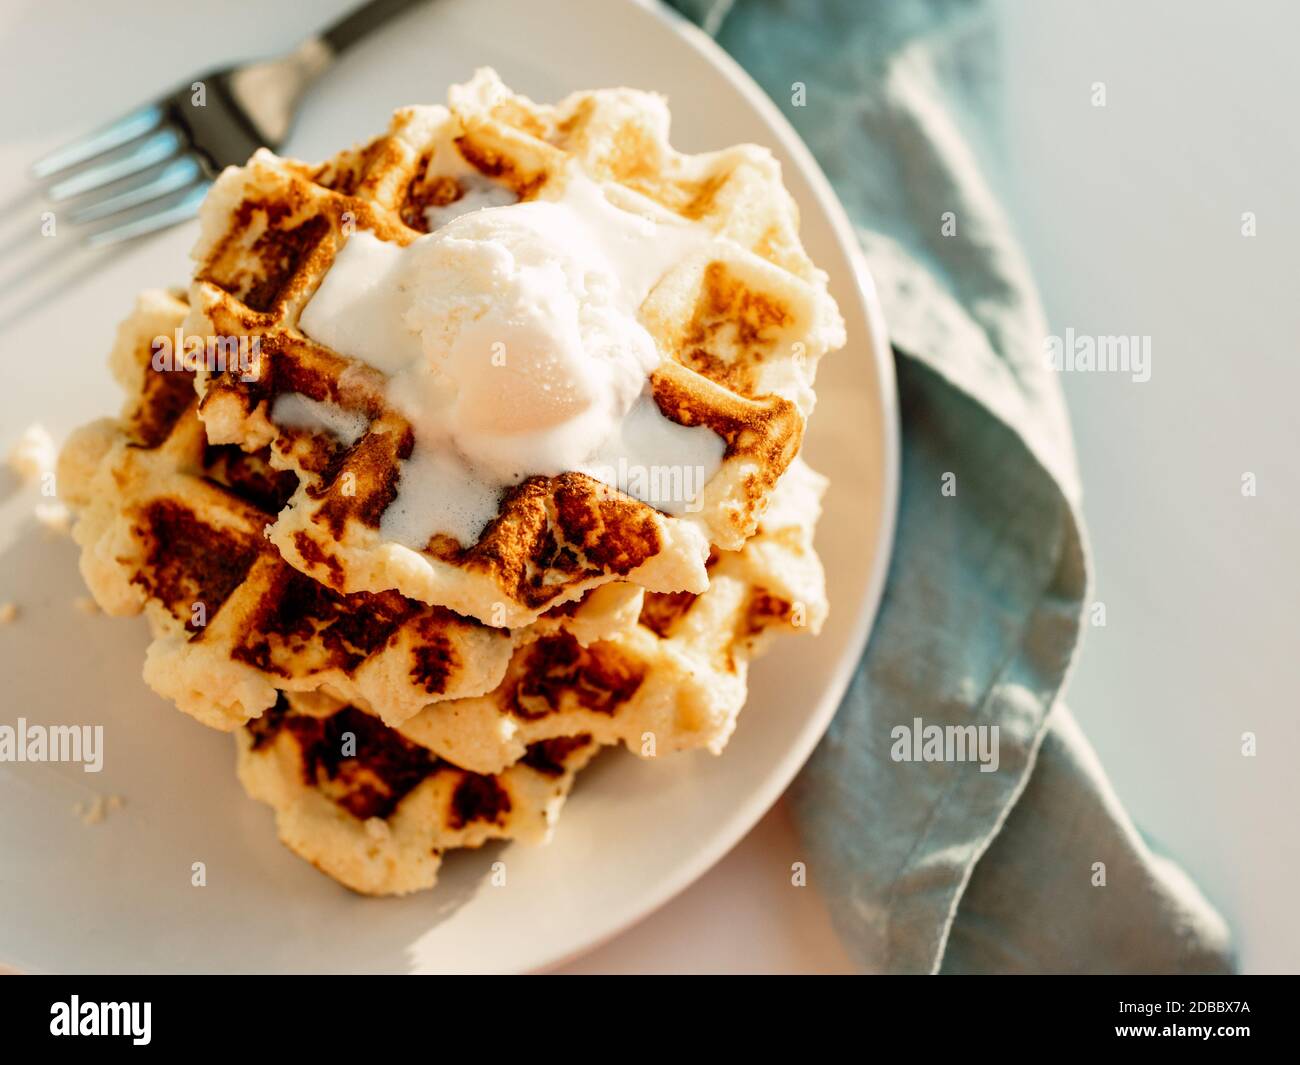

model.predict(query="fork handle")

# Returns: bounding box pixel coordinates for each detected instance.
[321,0,426,55]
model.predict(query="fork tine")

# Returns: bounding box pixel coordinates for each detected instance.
[68,155,204,225]
[47,127,185,202]
[30,104,165,180]
[84,181,211,248]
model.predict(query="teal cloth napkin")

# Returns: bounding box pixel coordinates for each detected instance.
[669,0,1234,973]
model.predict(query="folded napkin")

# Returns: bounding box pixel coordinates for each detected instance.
[669,0,1234,973]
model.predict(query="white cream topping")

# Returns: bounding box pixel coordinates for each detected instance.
[270,393,369,447]
[298,169,726,548]
[299,233,421,374]
[424,173,517,230]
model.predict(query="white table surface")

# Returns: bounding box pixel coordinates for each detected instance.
[2,0,1290,974]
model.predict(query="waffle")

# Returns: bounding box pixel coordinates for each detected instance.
[189,68,845,628]
[237,692,600,896]
[397,456,828,774]
[59,70,842,900]
[236,454,826,895]
[58,290,641,732]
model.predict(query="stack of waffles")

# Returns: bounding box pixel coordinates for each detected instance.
[59,71,844,895]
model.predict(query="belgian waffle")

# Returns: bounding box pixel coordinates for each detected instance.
[398,457,829,774]
[58,290,640,731]
[59,70,842,899]
[234,455,827,895]
[190,68,845,628]
[237,692,599,896]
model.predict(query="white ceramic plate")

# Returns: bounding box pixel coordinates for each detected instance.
[0,0,897,973]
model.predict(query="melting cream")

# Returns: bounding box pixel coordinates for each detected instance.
[271,393,369,446]
[425,172,518,230]
[299,233,421,374]
[298,169,726,548]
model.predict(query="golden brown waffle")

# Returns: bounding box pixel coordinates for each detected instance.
[236,454,826,895]
[58,291,641,731]
[189,68,844,628]
[58,71,841,900]
[237,692,599,896]
[397,457,829,775]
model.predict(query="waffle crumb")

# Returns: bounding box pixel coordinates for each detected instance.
[73,794,124,826]
[36,501,71,535]
[6,423,56,484]
[0,603,17,625]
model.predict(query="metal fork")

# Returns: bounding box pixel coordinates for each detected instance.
[31,0,424,248]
